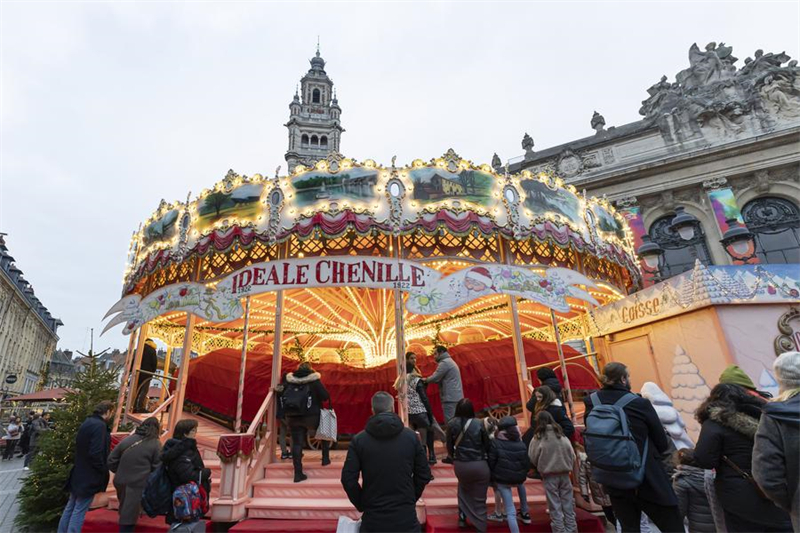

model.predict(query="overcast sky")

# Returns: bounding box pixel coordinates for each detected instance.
[1,1,798,353]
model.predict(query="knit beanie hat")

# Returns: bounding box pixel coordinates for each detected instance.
[719,365,756,390]
[774,351,800,392]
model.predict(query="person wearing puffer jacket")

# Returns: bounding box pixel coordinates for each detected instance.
[536,367,563,397]
[161,419,212,526]
[487,416,531,533]
[753,351,800,532]
[672,448,715,533]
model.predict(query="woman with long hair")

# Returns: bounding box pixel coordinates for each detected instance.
[108,417,162,532]
[447,398,490,531]
[284,361,331,482]
[527,385,574,441]
[529,411,577,533]
[693,383,792,532]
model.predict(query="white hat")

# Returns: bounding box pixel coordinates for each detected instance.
[466,267,493,287]
[774,351,800,392]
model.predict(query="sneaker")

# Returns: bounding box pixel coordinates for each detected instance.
[280,452,292,460]
[442,456,454,465]
[487,512,506,522]
[293,472,308,483]
[321,458,331,466]
[517,511,532,525]
[458,511,467,529]
[23,467,29,471]
[428,455,438,465]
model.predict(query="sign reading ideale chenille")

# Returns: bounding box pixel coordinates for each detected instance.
[222,257,441,295]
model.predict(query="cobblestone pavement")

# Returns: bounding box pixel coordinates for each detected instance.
[0,455,27,533]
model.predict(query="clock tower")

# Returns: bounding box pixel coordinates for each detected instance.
[284,46,344,172]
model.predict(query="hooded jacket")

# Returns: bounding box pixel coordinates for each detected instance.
[161,437,211,524]
[284,369,330,422]
[753,393,800,532]
[426,351,463,403]
[488,426,530,485]
[65,414,110,498]
[341,412,432,533]
[536,367,563,397]
[694,403,793,528]
[672,464,716,533]
[528,425,575,476]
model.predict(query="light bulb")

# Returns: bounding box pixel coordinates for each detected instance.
[677,226,695,241]
[643,255,660,270]
[731,240,750,256]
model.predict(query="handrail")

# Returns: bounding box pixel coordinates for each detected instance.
[526,353,596,372]
[246,391,273,436]
[150,394,175,418]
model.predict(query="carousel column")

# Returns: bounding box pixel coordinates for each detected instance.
[234,296,251,433]
[267,289,285,464]
[123,325,150,420]
[393,235,408,425]
[508,296,531,427]
[168,313,197,434]
[550,309,576,423]
[112,332,139,432]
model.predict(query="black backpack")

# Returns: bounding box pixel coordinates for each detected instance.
[282,382,312,416]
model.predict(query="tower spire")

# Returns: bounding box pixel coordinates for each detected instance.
[316,36,320,57]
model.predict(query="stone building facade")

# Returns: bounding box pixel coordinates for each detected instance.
[0,236,62,397]
[505,43,800,284]
[284,47,344,172]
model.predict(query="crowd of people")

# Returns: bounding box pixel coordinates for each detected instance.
[1,410,51,468]
[50,346,798,533]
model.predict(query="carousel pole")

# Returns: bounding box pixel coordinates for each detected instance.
[168,312,197,434]
[499,235,531,427]
[234,296,251,433]
[392,234,408,425]
[550,309,576,423]
[267,289,285,464]
[124,324,150,419]
[113,332,138,432]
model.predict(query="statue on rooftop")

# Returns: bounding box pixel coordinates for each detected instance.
[591,111,606,133]
[521,133,534,155]
[491,153,502,170]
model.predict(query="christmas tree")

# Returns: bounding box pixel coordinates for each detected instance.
[16,352,119,532]
[670,345,711,439]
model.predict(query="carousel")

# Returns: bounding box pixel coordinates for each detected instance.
[103,149,639,522]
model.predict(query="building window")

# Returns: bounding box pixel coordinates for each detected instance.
[649,214,712,278]
[320,136,328,148]
[312,88,321,103]
[311,135,318,146]
[301,134,309,147]
[742,196,800,264]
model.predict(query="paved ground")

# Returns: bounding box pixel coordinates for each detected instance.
[0,455,27,533]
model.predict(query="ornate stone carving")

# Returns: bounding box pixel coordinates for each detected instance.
[702,177,729,190]
[660,190,676,211]
[615,196,639,209]
[774,306,800,355]
[591,111,606,133]
[557,149,583,177]
[521,133,535,156]
[638,43,800,142]
[755,169,771,193]
[582,152,602,169]
[601,147,616,164]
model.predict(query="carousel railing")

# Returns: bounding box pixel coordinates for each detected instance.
[212,389,276,522]
[124,370,177,436]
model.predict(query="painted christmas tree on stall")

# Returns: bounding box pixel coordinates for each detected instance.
[670,344,711,439]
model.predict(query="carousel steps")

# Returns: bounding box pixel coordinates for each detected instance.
[246,496,361,520]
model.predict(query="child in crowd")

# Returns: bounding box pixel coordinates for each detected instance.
[486,416,532,532]
[576,442,617,530]
[528,411,577,533]
[672,448,716,533]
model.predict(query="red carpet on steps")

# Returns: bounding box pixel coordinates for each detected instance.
[229,506,604,533]
[82,509,170,532]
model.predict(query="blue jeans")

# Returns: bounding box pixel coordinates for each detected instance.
[57,493,93,533]
[495,483,529,533]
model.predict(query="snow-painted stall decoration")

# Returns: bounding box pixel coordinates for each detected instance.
[670,345,711,439]
[641,380,694,448]
[592,262,800,336]
[759,368,780,398]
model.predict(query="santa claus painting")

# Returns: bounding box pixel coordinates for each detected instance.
[463,266,495,293]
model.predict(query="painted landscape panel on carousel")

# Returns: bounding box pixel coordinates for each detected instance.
[292,168,378,207]
[592,204,626,240]
[520,179,582,226]
[142,209,179,247]
[409,168,495,207]
[196,183,264,232]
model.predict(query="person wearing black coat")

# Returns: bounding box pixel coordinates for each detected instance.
[447,399,491,531]
[583,363,683,533]
[274,372,292,460]
[488,416,531,533]
[284,363,331,482]
[161,419,212,525]
[536,367,563,397]
[524,385,574,446]
[58,401,114,533]
[134,339,159,413]
[693,383,792,532]
[341,391,432,533]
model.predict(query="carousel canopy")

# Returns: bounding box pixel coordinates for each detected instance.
[105,150,640,366]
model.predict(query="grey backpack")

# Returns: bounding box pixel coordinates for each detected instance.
[584,392,648,490]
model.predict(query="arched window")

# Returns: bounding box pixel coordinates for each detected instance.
[649,213,712,278]
[311,135,318,146]
[312,88,321,103]
[320,136,328,148]
[301,134,309,147]
[742,196,800,264]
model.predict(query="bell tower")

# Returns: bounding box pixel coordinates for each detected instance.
[285,45,344,172]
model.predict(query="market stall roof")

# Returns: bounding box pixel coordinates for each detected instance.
[9,387,72,402]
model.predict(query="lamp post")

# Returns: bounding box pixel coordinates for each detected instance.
[720,217,757,262]
[669,207,700,242]
[636,235,664,283]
